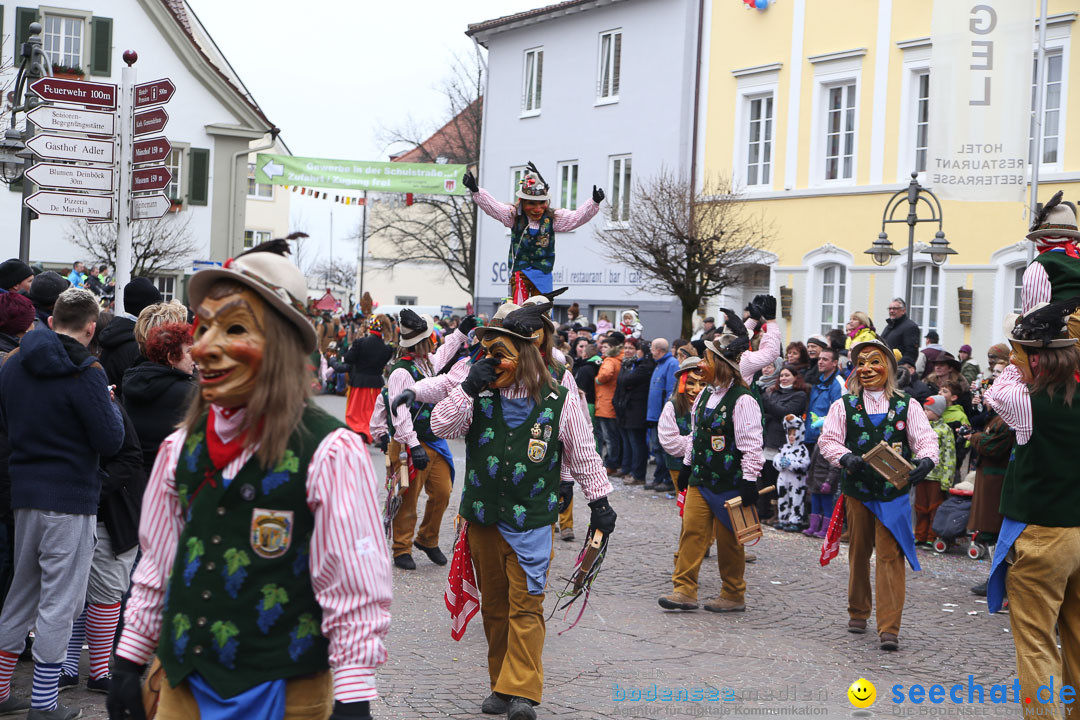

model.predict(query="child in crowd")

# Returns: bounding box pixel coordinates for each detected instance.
[914,395,956,548]
[596,312,613,335]
[773,415,810,532]
[939,379,970,479]
[803,445,839,538]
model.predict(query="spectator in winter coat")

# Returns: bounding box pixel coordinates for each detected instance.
[595,334,624,474]
[26,271,69,330]
[958,344,980,384]
[803,347,845,445]
[844,311,877,349]
[613,339,654,484]
[0,260,32,294]
[785,341,811,377]
[340,315,396,441]
[897,363,934,404]
[803,444,840,538]
[879,298,921,366]
[803,335,829,385]
[98,277,162,393]
[573,342,601,414]
[646,339,679,490]
[760,366,809,522]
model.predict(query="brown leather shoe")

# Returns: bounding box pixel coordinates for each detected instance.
[840,528,850,544]
[879,632,899,650]
[658,592,699,610]
[624,476,645,486]
[560,527,575,542]
[704,596,745,613]
[847,618,867,634]
[744,552,757,563]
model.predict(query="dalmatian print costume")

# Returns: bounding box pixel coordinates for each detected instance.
[773,414,810,526]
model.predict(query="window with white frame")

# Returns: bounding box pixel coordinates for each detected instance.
[510,166,526,199]
[522,48,543,114]
[42,14,84,69]
[745,94,774,186]
[913,72,930,173]
[1030,50,1064,167]
[597,30,621,101]
[165,149,184,203]
[909,264,940,334]
[819,264,846,334]
[152,276,175,302]
[558,162,578,210]
[1012,265,1025,313]
[824,83,857,181]
[609,155,632,225]
[244,230,271,249]
[247,163,273,199]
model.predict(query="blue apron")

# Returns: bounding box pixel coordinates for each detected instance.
[987,517,1027,614]
[188,674,285,720]
[854,411,921,571]
[700,488,740,534]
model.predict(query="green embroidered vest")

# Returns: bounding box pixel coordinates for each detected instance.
[839,392,913,502]
[688,384,751,492]
[1032,250,1080,303]
[460,386,566,529]
[664,400,692,470]
[509,212,555,275]
[387,358,438,444]
[1000,390,1080,527]
[158,404,343,698]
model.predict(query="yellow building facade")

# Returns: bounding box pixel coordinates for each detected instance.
[700,0,1078,357]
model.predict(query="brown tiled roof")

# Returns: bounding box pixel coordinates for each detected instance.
[392,98,481,165]
[466,0,603,38]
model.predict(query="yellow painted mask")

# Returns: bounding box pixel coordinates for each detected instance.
[855,347,889,391]
[481,335,524,388]
[191,287,267,408]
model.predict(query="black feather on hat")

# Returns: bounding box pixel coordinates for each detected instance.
[717,308,748,338]
[1030,191,1064,232]
[399,308,427,333]
[236,238,293,260]
[1009,295,1080,347]
[501,300,553,338]
[525,161,548,189]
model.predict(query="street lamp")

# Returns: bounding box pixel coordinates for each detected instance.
[863,171,952,309]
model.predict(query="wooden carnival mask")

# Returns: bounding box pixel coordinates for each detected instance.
[679,369,706,402]
[480,334,535,388]
[1008,340,1035,383]
[855,347,890,390]
[699,351,717,385]
[191,287,267,408]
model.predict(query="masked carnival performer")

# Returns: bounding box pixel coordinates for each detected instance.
[381,309,468,570]
[657,357,705,488]
[817,339,937,651]
[985,298,1080,720]
[107,240,392,720]
[430,301,616,720]
[1021,192,1080,334]
[658,333,763,614]
[339,314,393,443]
[463,163,604,303]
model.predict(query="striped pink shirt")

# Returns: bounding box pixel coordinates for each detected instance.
[681,383,765,481]
[472,188,600,232]
[430,383,613,502]
[817,389,940,466]
[1021,262,1053,313]
[116,418,392,703]
[386,330,466,448]
[740,319,781,385]
[985,363,1032,445]
[657,401,691,460]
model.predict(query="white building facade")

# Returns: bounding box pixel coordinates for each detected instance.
[468,0,700,338]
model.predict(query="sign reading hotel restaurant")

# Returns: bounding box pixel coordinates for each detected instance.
[26,134,114,164]
[254,153,468,196]
[928,1,1034,202]
[29,77,117,109]
[25,163,113,192]
[27,105,116,135]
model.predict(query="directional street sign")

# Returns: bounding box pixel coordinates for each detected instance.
[134,78,175,108]
[25,163,113,192]
[133,108,168,137]
[29,77,117,109]
[25,191,112,219]
[132,136,171,164]
[131,166,172,192]
[26,106,115,136]
[131,193,171,220]
[26,134,114,163]
[262,158,284,180]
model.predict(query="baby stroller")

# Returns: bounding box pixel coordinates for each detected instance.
[931,484,972,554]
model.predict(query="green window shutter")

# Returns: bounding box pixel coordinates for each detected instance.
[187,148,210,206]
[14,7,37,65]
[89,17,112,76]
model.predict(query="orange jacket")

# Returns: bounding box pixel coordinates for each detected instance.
[594,355,623,418]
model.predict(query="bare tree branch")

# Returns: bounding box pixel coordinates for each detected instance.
[68,213,199,276]
[308,257,356,290]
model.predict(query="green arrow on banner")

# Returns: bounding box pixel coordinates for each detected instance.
[254,153,467,196]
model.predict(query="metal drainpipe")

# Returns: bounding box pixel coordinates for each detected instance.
[227,127,280,258]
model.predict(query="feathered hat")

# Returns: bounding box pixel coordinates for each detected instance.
[1027,190,1080,243]
[522,286,568,332]
[516,160,550,202]
[474,300,552,343]
[1004,296,1080,348]
[398,308,435,348]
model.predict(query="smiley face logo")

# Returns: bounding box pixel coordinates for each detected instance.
[848,678,876,709]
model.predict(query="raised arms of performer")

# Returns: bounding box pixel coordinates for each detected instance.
[386,330,468,448]
[117,429,393,702]
[984,363,1032,444]
[738,319,781,385]
[470,187,600,232]
[817,392,939,466]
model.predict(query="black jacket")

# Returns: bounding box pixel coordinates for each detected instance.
[613,355,655,429]
[122,362,196,475]
[0,333,17,526]
[573,356,601,405]
[99,316,141,395]
[760,385,809,450]
[99,404,146,556]
[342,334,394,388]
[897,367,934,404]
[880,315,921,367]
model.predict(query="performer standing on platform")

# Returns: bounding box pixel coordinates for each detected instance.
[1020,192,1080,326]
[463,163,604,303]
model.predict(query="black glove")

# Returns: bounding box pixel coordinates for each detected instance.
[747,294,777,322]
[718,308,748,337]
[588,496,617,535]
[458,315,478,335]
[840,453,867,475]
[739,479,758,508]
[390,389,415,416]
[592,185,605,203]
[676,466,691,492]
[106,657,147,720]
[329,701,372,720]
[558,481,574,513]
[908,457,935,484]
[376,435,389,454]
[409,444,429,471]
[461,357,499,398]
[462,171,478,193]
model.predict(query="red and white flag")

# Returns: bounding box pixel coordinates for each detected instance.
[444,521,479,641]
[819,495,846,567]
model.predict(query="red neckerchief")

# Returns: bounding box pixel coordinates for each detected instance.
[1038,243,1080,259]
[206,407,248,470]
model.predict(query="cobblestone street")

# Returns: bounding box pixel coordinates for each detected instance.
[40,396,1019,719]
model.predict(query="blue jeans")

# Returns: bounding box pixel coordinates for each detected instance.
[647,427,669,484]
[619,426,647,480]
[598,417,622,470]
[810,492,835,522]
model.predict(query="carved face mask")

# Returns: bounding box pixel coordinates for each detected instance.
[855,347,890,390]
[481,335,524,388]
[1008,341,1034,383]
[191,287,267,408]
[682,370,706,402]
[699,351,717,385]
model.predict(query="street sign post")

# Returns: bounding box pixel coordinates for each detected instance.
[134,78,175,108]
[131,193,170,220]
[26,134,114,163]
[133,107,168,136]
[25,163,113,192]
[25,191,112,219]
[26,105,115,135]
[132,136,171,164]
[131,166,172,192]
[29,77,117,109]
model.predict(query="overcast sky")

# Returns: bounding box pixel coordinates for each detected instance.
[185,0,551,275]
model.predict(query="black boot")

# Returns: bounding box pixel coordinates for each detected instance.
[480,692,509,714]
[393,554,416,570]
[507,697,537,720]
[970,581,987,597]
[414,542,447,566]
